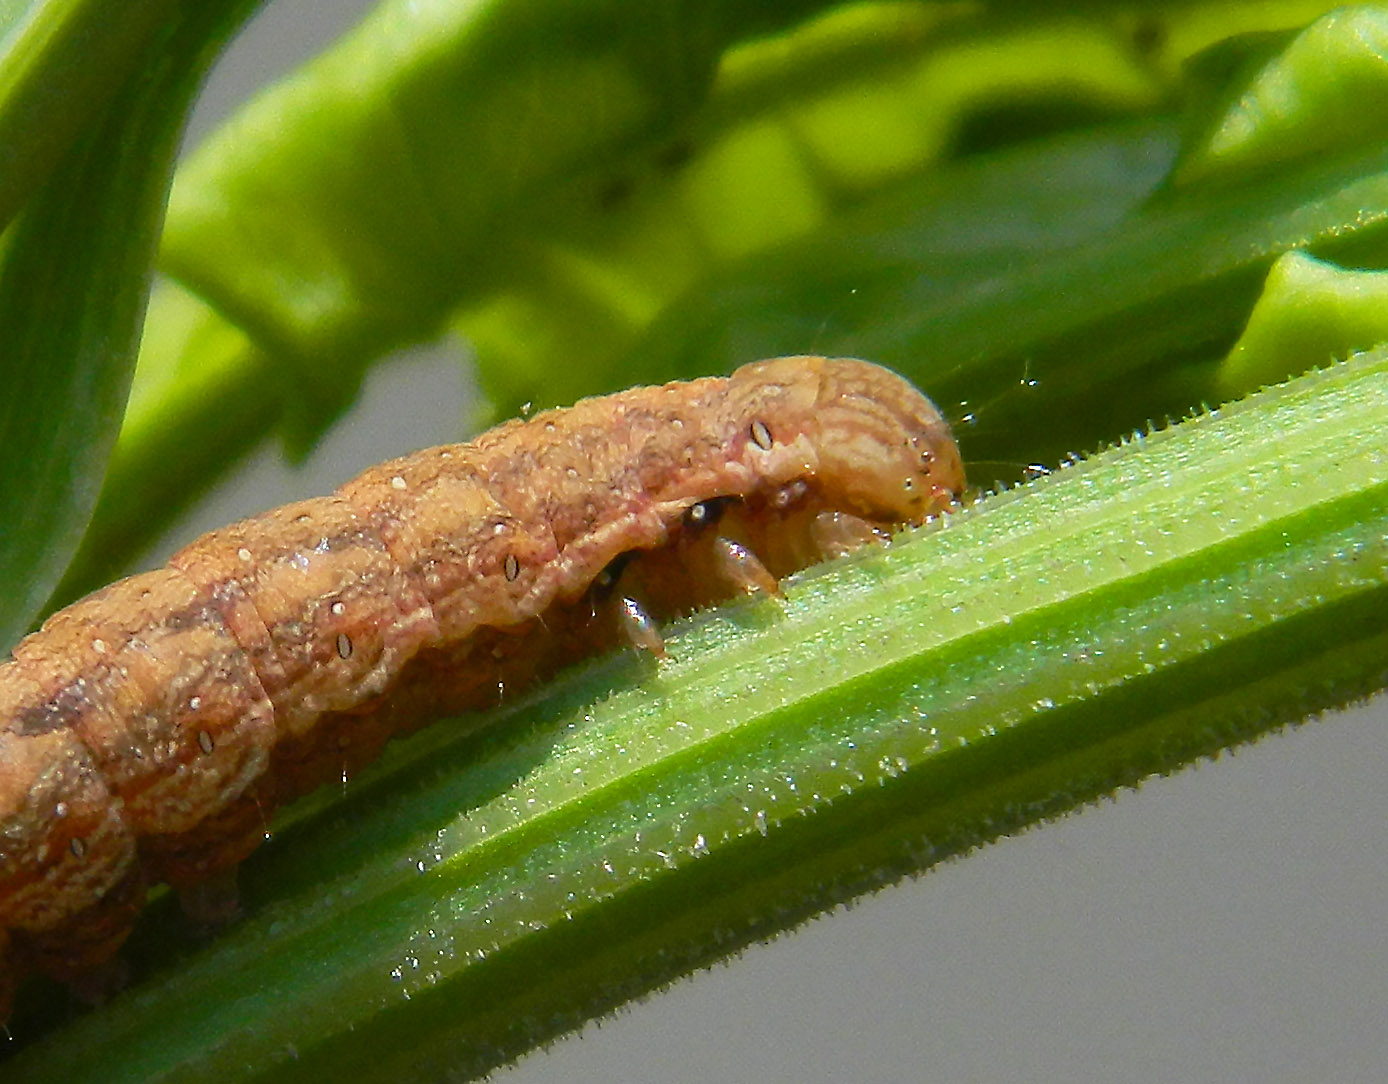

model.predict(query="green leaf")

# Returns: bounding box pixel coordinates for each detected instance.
[0,0,264,649]
[0,0,183,231]
[1174,6,1388,187]
[159,0,842,449]
[457,6,1172,420]
[1220,249,1388,392]
[45,280,278,608]
[8,343,1388,1082]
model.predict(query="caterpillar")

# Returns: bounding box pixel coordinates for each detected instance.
[0,355,964,1019]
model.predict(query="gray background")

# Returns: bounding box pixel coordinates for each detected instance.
[165,4,1388,1080]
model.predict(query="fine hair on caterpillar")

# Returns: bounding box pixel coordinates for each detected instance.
[0,356,965,1023]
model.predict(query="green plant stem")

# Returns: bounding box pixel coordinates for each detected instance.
[8,346,1387,1082]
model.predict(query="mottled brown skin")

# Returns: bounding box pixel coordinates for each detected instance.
[0,356,964,1019]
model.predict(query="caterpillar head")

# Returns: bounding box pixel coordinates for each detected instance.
[729,356,965,525]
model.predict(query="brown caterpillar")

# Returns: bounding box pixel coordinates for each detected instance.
[0,356,964,1019]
